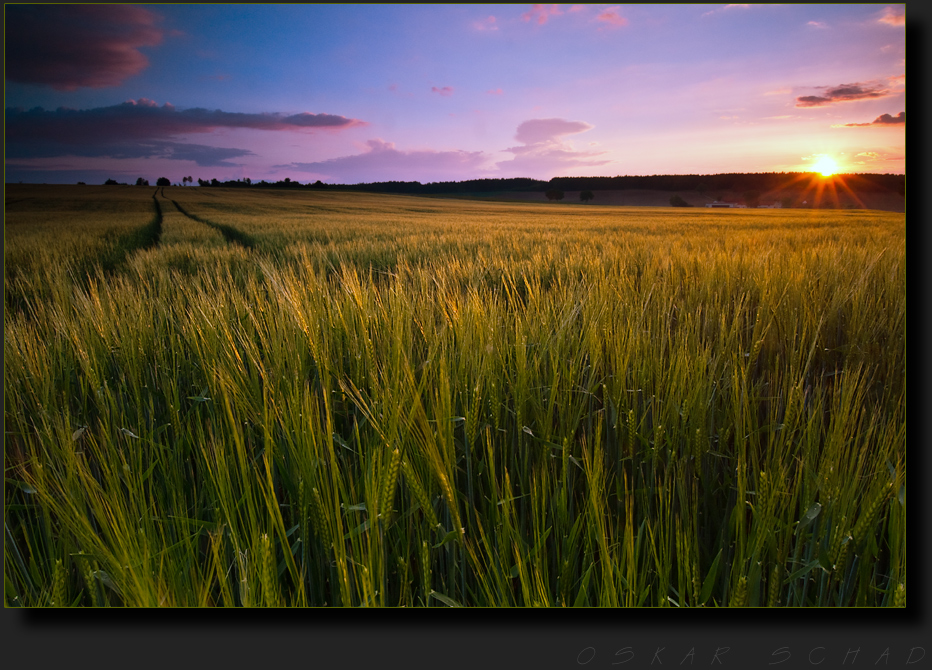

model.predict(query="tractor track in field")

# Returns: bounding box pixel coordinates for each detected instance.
[164,193,257,250]
[98,188,163,270]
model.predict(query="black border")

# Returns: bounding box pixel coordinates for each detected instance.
[3,4,924,670]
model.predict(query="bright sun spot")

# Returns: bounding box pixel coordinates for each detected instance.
[812,155,838,176]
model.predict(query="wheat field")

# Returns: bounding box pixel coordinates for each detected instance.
[4,184,905,607]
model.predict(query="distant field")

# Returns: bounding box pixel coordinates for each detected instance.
[4,185,906,607]
[461,188,906,212]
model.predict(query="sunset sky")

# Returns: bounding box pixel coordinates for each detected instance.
[5,4,906,185]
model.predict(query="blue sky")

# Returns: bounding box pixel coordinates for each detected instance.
[5,4,906,185]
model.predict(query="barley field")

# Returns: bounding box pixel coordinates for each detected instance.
[4,184,906,607]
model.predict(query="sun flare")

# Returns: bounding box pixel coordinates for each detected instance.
[812,155,838,177]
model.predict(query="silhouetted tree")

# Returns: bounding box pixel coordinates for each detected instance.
[135,177,149,186]
[104,178,119,185]
[780,196,794,209]
[580,190,594,202]
[545,189,564,201]
[77,181,86,185]
[156,177,170,186]
[669,195,691,207]
[198,178,207,186]
[210,178,220,187]
[743,190,761,208]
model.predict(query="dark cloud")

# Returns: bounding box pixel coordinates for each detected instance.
[795,83,890,108]
[5,100,365,165]
[279,139,488,183]
[839,111,905,127]
[5,5,165,90]
[6,98,365,167]
[150,142,255,167]
[6,138,253,167]
[6,99,364,144]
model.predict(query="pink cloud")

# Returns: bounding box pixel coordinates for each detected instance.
[514,118,593,144]
[473,15,498,31]
[279,138,489,183]
[597,6,629,27]
[522,4,563,26]
[878,6,905,26]
[6,5,165,90]
[486,88,504,95]
[431,86,455,96]
[497,118,610,177]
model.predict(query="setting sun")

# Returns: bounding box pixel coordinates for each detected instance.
[812,155,838,176]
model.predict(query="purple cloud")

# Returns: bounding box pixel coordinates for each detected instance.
[795,82,890,108]
[513,118,594,145]
[269,119,610,183]
[279,139,489,183]
[5,5,165,90]
[497,118,610,177]
[431,86,455,97]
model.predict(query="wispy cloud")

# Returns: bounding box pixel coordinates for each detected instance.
[473,15,498,31]
[279,139,489,183]
[486,88,504,95]
[878,6,905,26]
[806,21,828,29]
[5,5,166,90]
[596,6,629,28]
[852,150,901,166]
[795,82,890,108]
[702,4,751,18]
[431,86,455,97]
[522,4,563,26]
[834,111,905,127]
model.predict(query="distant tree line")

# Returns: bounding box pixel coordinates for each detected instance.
[99,172,904,197]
